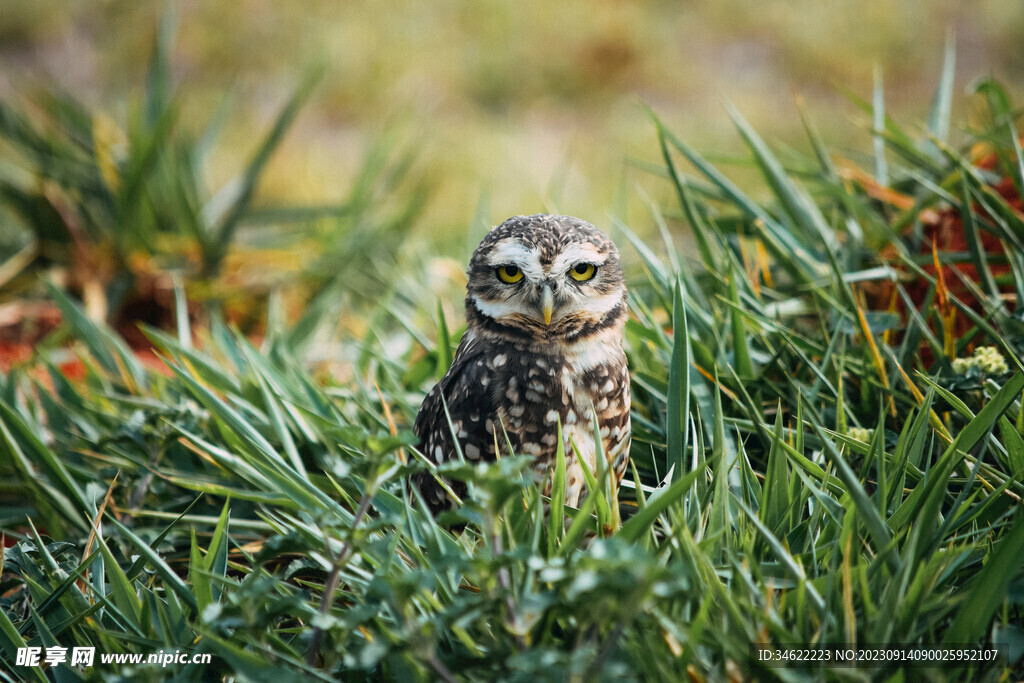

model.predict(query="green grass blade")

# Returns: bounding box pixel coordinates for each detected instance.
[189,530,214,612]
[104,515,198,613]
[727,269,753,378]
[945,511,1024,643]
[658,119,820,282]
[666,277,690,483]
[0,399,91,532]
[726,100,834,248]
[203,68,322,275]
[549,419,566,552]
[707,373,731,559]
[925,34,956,147]
[436,298,453,377]
[958,172,1000,300]
[46,282,147,391]
[872,65,889,186]
[889,373,1024,531]
[805,403,897,571]
[618,467,702,543]
[759,407,789,534]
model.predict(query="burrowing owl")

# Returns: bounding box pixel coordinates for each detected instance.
[414,214,630,511]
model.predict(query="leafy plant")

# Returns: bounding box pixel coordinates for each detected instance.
[0,15,425,345]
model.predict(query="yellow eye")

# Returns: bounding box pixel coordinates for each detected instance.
[569,263,596,281]
[496,265,524,283]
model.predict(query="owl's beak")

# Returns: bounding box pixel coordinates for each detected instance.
[540,284,554,325]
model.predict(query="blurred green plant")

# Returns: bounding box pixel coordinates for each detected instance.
[0,16,425,344]
[3,49,1024,682]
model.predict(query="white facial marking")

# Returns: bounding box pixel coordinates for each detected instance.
[486,238,545,281]
[473,296,527,322]
[551,243,608,275]
[570,290,623,317]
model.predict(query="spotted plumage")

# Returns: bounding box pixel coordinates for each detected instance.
[413,214,631,511]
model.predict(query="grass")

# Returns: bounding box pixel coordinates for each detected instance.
[0,17,424,341]
[3,49,1024,681]
[7,2,1023,240]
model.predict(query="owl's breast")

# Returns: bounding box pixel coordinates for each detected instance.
[484,335,630,506]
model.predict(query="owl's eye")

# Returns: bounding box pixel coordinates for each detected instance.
[496,265,524,283]
[569,263,597,281]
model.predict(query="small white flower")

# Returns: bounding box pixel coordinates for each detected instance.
[951,356,976,375]
[845,427,874,443]
[973,346,1008,374]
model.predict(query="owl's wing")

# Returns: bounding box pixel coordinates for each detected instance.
[604,359,631,482]
[412,334,498,510]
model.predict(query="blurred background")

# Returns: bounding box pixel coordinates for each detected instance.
[1,0,1022,356]
[4,0,1022,233]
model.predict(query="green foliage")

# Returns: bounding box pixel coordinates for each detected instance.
[3,61,1024,681]
[0,16,424,333]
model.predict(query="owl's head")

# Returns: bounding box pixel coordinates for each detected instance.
[464,214,627,343]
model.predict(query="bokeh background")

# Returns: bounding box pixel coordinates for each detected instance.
[2,0,1023,361]
[4,0,1022,241]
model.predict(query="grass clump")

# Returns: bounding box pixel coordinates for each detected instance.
[0,17,424,343]
[3,54,1024,681]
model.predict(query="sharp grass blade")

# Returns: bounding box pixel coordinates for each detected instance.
[945,512,1024,643]
[104,515,198,613]
[872,66,889,187]
[666,277,691,484]
[617,467,702,544]
[726,100,835,249]
[925,34,956,148]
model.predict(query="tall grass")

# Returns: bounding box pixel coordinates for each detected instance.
[0,16,424,337]
[2,57,1024,681]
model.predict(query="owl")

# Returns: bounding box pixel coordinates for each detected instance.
[413,214,631,512]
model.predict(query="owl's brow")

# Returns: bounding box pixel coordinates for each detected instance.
[550,243,609,274]
[484,239,545,280]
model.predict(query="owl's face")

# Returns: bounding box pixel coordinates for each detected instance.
[465,215,626,343]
